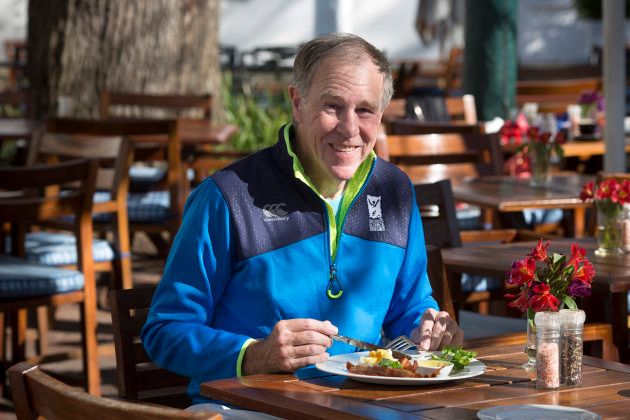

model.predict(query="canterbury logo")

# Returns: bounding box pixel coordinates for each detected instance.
[263,203,289,221]
[367,195,385,232]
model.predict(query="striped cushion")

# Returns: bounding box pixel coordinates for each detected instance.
[129,166,166,191]
[456,203,482,231]
[93,191,172,223]
[0,254,84,297]
[23,232,114,266]
[461,273,502,293]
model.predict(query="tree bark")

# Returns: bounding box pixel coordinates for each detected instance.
[27,0,220,119]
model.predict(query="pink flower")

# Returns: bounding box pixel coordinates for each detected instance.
[506,288,529,312]
[580,181,594,201]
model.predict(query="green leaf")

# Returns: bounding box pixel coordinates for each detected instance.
[431,346,477,372]
[378,358,402,369]
[563,295,578,310]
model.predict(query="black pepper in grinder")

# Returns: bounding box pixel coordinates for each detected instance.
[560,309,586,386]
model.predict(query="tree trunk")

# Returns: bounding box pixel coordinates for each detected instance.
[27,0,220,119]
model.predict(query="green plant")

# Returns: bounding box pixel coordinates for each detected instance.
[221,73,292,152]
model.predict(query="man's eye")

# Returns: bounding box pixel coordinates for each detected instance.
[357,108,374,115]
[324,103,339,110]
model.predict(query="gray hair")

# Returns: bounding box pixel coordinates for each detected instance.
[292,33,393,111]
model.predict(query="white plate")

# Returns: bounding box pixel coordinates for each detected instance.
[315,351,485,385]
[477,404,601,420]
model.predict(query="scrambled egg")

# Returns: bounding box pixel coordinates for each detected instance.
[359,349,397,366]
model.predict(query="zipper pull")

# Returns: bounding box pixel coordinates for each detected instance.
[326,264,343,299]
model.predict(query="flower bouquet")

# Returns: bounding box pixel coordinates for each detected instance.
[578,90,605,122]
[505,240,595,370]
[580,178,630,256]
[517,127,565,187]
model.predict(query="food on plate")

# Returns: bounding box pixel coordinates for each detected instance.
[346,349,448,378]
[415,359,454,377]
[431,346,477,373]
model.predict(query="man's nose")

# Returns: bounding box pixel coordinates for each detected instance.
[336,110,360,138]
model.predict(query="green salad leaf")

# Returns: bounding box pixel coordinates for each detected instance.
[431,346,477,372]
[378,358,402,369]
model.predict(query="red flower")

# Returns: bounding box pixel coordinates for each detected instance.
[566,243,586,270]
[527,127,540,140]
[507,257,536,287]
[539,132,551,144]
[529,239,550,262]
[528,283,560,311]
[506,288,529,312]
[572,259,595,284]
[580,181,595,201]
[555,130,567,144]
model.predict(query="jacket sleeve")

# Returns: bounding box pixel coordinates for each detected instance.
[382,181,439,339]
[141,178,250,381]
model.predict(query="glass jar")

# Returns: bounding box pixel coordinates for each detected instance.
[595,201,624,256]
[560,309,586,386]
[623,203,630,253]
[523,314,537,371]
[535,311,560,390]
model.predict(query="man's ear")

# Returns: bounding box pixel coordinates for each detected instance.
[288,85,302,123]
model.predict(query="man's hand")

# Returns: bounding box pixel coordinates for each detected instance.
[242,319,338,375]
[410,308,463,351]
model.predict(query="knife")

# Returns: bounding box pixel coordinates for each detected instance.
[331,334,412,360]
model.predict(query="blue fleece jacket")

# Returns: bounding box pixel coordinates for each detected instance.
[141,125,438,401]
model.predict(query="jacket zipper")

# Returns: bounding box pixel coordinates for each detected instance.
[325,159,376,299]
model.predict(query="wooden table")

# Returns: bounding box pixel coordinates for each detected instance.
[200,344,630,419]
[503,138,630,160]
[442,238,630,362]
[0,118,239,145]
[452,174,593,237]
[0,118,42,140]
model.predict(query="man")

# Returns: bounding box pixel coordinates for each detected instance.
[142,33,463,403]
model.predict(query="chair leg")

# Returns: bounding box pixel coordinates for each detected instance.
[36,306,49,355]
[79,299,101,396]
[10,309,27,363]
[113,212,133,290]
[0,313,5,362]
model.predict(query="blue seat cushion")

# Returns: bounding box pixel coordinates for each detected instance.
[0,254,84,298]
[129,166,166,192]
[456,203,482,231]
[93,191,172,223]
[461,273,503,293]
[23,231,114,266]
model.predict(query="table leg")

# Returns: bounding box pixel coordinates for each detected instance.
[573,207,586,238]
[612,291,629,363]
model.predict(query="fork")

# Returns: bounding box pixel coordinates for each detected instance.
[385,335,417,352]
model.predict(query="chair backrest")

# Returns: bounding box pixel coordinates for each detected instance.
[516,77,603,114]
[45,118,185,223]
[8,363,220,420]
[414,180,462,249]
[425,245,457,322]
[382,132,503,184]
[110,286,191,408]
[27,128,132,201]
[100,91,213,120]
[444,94,477,124]
[384,118,483,135]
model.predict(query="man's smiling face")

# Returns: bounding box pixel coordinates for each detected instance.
[289,56,384,197]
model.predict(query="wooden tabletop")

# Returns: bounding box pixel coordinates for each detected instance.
[200,344,630,419]
[0,118,239,145]
[502,138,630,160]
[0,118,42,140]
[442,238,630,363]
[452,173,593,237]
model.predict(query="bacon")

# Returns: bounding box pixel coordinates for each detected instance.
[346,361,442,378]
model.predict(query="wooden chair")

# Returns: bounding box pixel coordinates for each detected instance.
[46,118,185,259]
[8,363,220,420]
[444,94,477,124]
[99,91,213,120]
[27,124,134,292]
[0,159,101,394]
[110,287,191,408]
[425,245,619,362]
[516,77,603,114]
[379,132,503,186]
[383,118,483,136]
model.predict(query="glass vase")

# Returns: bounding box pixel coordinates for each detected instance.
[595,202,624,257]
[523,313,537,371]
[529,149,551,187]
